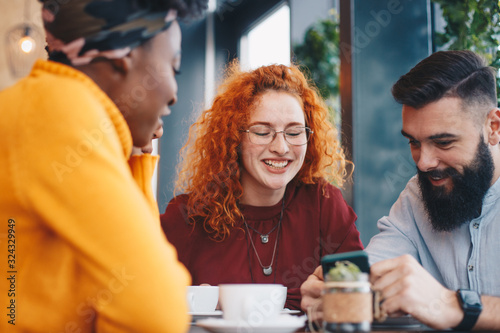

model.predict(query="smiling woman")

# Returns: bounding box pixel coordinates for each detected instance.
[239,90,309,206]
[160,61,363,311]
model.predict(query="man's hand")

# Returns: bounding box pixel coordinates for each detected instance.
[370,254,463,329]
[300,265,324,321]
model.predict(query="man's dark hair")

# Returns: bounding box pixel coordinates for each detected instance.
[392,50,497,109]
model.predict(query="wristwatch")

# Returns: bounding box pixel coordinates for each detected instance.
[453,289,482,331]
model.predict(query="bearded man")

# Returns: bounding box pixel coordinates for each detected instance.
[300,50,500,330]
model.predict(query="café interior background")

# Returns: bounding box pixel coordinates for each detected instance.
[1,0,444,245]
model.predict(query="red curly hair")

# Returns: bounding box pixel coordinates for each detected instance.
[176,61,350,240]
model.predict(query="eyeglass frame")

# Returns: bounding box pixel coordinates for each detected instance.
[240,124,314,146]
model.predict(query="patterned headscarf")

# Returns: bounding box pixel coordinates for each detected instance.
[39,0,181,66]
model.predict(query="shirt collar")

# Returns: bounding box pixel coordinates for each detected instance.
[483,174,500,205]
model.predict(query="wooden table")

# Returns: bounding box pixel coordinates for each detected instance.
[188,317,499,333]
[188,320,424,333]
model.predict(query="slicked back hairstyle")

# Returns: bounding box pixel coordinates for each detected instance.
[175,61,350,240]
[392,50,497,114]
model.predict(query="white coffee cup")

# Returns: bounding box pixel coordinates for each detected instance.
[186,285,219,313]
[219,284,287,325]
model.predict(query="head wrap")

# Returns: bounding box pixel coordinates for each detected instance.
[39,0,179,66]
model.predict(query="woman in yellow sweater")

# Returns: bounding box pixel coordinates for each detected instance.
[0,1,207,332]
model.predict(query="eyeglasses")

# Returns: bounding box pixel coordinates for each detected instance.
[242,125,313,146]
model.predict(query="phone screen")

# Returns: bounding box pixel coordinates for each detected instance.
[321,250,370,278]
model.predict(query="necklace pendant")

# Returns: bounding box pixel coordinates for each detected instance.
[263,266,272,276]
[260,235,269,244]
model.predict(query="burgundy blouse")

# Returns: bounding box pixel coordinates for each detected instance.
[160,180,363,310]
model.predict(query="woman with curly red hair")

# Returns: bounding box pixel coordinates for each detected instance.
[161,61,363,310]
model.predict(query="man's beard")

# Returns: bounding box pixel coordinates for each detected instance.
[418,137,494,232]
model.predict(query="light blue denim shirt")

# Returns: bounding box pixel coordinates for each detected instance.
[366,175,500,296]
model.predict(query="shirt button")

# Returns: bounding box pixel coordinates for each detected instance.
[468,265,474,271]
[473,223,479,229]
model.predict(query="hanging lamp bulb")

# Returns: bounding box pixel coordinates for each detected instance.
[19,26,36,54]
[4,0,44,79]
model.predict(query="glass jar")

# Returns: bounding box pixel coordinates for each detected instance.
[323,273,372,332]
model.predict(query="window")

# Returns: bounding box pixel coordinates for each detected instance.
[239,4,290,70]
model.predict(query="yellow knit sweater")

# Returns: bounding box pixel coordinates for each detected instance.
[0,60,191,332]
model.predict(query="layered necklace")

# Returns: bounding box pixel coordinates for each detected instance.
[245,220,280,244]
[243,193,285,278]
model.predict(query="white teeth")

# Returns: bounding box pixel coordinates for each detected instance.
[264,160,289,168]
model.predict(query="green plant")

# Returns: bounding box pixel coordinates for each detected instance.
[293,12,340,121]
[326,261,363,282]
[432,0,500,103]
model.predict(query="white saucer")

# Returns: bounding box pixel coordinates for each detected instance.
[196,315,306,333]
[189,310,223,316]
[189,310,223,321]
[280,309,301,315]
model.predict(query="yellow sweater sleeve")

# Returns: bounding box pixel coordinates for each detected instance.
[0,61,191,333]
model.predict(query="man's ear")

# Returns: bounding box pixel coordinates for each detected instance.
[486,108,500,145]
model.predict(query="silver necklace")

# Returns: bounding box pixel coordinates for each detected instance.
[243,195,285,276]
[245,221,280,244]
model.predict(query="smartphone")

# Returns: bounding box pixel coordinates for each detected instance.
[321,250,370,279]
